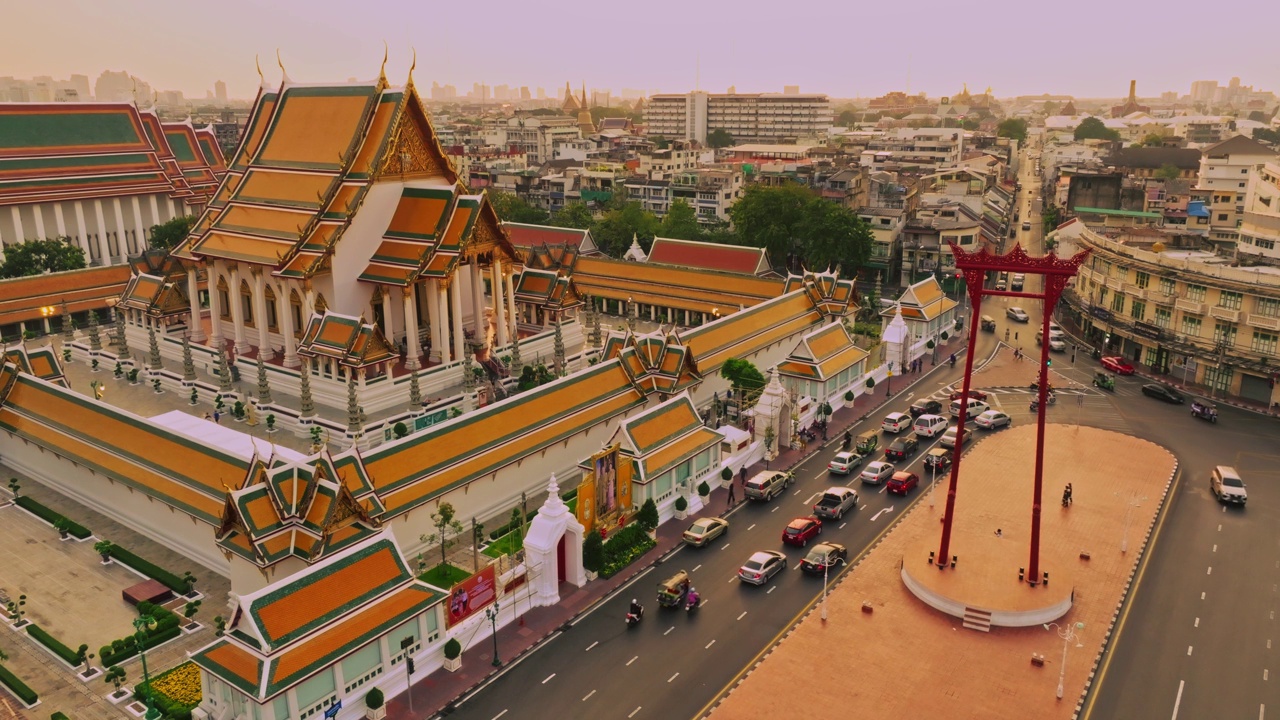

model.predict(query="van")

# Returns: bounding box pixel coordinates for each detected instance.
[1210,465,1247,505]
[950,398,990,421]
[743,470,794,502]
[913,414,948,438]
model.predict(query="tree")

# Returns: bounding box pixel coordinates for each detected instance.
[636,498,659,533]
[660,199,702,240]
[1073,117,1121,142]
[1253,127,1280,145]
[488,191,549,224]
[0,238,86,278]
[797,200,873,275]
[593,202,659,257]
[1043,101,1060,115]
[75,643,94,673]
[1155,164,1181,181]
[706,129,735,148]
[147,215,196,252]
[1140,133,1166,147]
[423,502,465,567]
[836,109,860,127]
[104,664,127,694]
[582,531,604,573]
[728,183,815,269]
[548,202,594,230]
[720,357,765,395]
[996,118,1028,143]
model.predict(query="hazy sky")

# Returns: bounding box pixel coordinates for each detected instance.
[7,0,1278,101]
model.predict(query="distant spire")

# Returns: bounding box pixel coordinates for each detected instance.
[255,54,264,86]
[276,49,290,83]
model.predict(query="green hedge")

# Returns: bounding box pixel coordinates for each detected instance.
[107,546,187,593]
[15,496,91,539]
[135,663,196,720]
[599,524,656,578]
[0,663,38,705]
[99,603,181,667]
[25,623,82,665]
[51,713,70,720]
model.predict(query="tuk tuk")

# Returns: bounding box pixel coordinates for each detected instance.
[855,431,879,457]
[980,315,997,332]
[1093,372,1115,391]
[657,570,691,608]
[1190,400,1218,423]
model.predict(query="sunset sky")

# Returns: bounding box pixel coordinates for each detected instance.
[7,0,1277,101]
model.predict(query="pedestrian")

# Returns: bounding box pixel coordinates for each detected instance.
[739,465,747,485]
[212,410,221,424]
[202,412,211,421]
[994,528,1003,538]
[727,480,736,507]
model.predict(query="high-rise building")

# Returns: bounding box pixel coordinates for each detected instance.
[214,80,227,102]
[94,70,134,103]
[644,91,832,144]
[1190,80,1219,103]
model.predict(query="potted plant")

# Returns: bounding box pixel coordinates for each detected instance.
[845,390,855,403]
[6,594,27,627]
[63,347,71,363]
[865,377,875,390]
[54,517,72,539]
[941,330,949,341]
[94,540,114,563]
[127,368,139,384]
[720,466,733,489]
[266,414,276,433]
[309,425,323,452]
[114,362,123,378]
[364,687,386,720]
[233,401,245,421]
[152,378,162,393]
[103,665,127,699]
[182,600,202,630]
[443,637,463,672]
[91,358,99,372]
[673,495,688,520]
[190,387,199,406]
[7,477,19,499]
[213,616,226,637]
[393,422,409,439]
[698,481,711,500]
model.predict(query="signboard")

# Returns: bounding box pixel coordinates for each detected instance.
[1089,307,1113,322]
[323,700,342,719]
[575,444,633,535]
[1133,322,1162,340]
[445,565,496,628]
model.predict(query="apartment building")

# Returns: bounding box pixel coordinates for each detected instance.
[644,91,832,145]
[624,168,743,224]
[482,115,581,164]
[1195,135,1278,246]
[639,142,701,179]
[859,128,964,173]
[1237,160,1280,266]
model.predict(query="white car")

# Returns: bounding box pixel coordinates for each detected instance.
[860,461,895,485]
[1007,307,1029,323]
[738,551,787,585]
[827,451,861,475]
[974,410,1011,429]
[881,412,912,434]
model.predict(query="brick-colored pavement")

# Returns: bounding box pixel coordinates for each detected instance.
[710,424,1177,720]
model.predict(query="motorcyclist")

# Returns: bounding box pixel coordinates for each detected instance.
[629,598,643,618]
[949,353,957,368]
[842,431,852,449]
[686,587,700,609]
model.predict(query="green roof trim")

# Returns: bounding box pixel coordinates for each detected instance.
[1073,206,1162,219]
[0,152,158,173]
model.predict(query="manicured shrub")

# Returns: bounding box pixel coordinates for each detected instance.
[365,687,385,709]
[674,496,688,512]
[635,499,659,533]
[582,531,604,573]
[444,637,462,660]
[697,481,711,497]
[25,623,82,665]
[0,664,38,705]
[598,523,656,578]
[14,496,91,539]
[106,546,187,593]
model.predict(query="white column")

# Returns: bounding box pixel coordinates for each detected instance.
[170,198,181,220]
[381,289,394,342]
[492,259,509,347]
[149,195,161,227]
[73,202,90,257]
[11,206,26,241]
[32,204,47,240]
[403,287,421,370]
[304,286,316,319]
[281,282,299,368]
[131,197,147,249]
[208,262,224,347]
[450,279,465,362]
[186,267,206,342]
[437,282,452,363]
[111,198,128,259]
[424,279,441,364]
[229,264,248,352]
[505,273,518,342]
[53,203,67,238]
[92,200,110,264]
[469,262,485,340]
[253,270,271,358]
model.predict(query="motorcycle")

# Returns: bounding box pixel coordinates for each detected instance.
[626,603,644,628]
[685,592,701,614]
[842,432,852,450]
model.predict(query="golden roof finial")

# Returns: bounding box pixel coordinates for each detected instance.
[276,49,289,83]
[379,41,389,83]
[408,48,417,86]
[255,54,264,85]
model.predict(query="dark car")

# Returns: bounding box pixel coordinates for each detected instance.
[782,516,823,547]
[800,542,849,574]
[949,389,989,402]
[1142,384,1185,403]
[885,436,919,461]
[886,471,920,495]
[909,398,943,418]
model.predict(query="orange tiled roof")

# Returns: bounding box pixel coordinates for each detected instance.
[647,237,773,276]
[0,265,131,327]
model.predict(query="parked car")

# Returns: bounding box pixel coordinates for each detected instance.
[827,451,862,475]
[923,447,951,471]
[1022,221,1032,231]
[1007,307,1030,322]
[949,389,989,402]
[939,425,971,449]
[860,461,895,485]
[738,551,787,585]
[913,413,948,438]
[800,542,849,574]
[682,517,729,547]
[974,410,1012,429]
[886,471,920,495]
[1210,465,1247,505]
[1100,356,1135,375]
[1141,384,1185,403]
[885,436,919,460]
[813,487,860,520]
[909,398,943,417]
[782,516,823,547]
[881,412,912,434]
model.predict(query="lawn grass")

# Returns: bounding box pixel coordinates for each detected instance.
[420,562,471,588]
[482,498,577,559]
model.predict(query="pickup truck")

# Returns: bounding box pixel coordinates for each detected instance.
[813,487,859,520]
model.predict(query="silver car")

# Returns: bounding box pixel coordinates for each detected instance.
[738,551,787,585]
[860,461,895,485]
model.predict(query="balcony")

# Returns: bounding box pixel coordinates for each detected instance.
[1209,306,1241,323]
[1175,298,1206,315]
[1123,284,1147,300]
[1246,313,1280,331]
[1105,277,1124,293]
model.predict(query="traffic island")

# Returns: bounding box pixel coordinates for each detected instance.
[710,425,1177,720]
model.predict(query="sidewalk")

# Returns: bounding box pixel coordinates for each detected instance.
[386,337,969,719]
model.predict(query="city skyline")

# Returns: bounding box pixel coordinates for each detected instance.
[6,0,1278,102]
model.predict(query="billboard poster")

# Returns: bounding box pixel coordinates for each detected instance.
[445,565,497,628]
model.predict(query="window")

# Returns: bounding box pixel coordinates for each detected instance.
[295,670,336,719]
[265,285,278,331]
[1203,364,1232,393]
[389,617,420,667]
[1181,315,1202,337]
[240,281,254,327]
[1219,291,1242,310]
[1186,285,1206,302]
[1217,213,1229,222]
[1098,287,1109,306]
[1131,300,1146,321]
[341,642,383,694]
[1159,278,1176,296]
[1154,307,1172,329]
[290,290,304,334]
[1257,297,1280,318]
[1111,293,1125,313]
[1134,271,1150,289]
[1213,322,1237,346]
[1251,331,1278,356]
[272,695,291,720]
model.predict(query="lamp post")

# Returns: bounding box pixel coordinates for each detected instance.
[1043,621,1084,699]
[486,601,502,667]
[820,555,847,621]
[133,615,160,720]
[886,363,894,396]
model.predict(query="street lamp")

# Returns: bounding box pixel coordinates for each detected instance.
[886,363,894,396]
[133,615,160,720]
[1043,621,1084,699]
[820,555,847,621]
[486,601,502,667]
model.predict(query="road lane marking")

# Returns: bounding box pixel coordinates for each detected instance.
[871,507,894,521]
[720,543,730,551]
[492,712,508,720]
[728,575,737,583]
[1201,592,1206,600]
[628,707,642,718]
[627,655,638,666]
[1172,679,1185,719]
[737,611,747,621]
[1207,566,1213,575]
[693,564,702,572]
[705,639,715,649]
[747,524,756,531]
[840,522,848,529]
[1218,524,1222,532]
[664,626,674,636]
[585,641,598,651]
[793,488,803,496]
[767,586,776,594]
[668,672,680,683]
[772,506,779,513]
[804,492,822,504]
[1194,618,1199,628]
[859,504,867,509]
[1266,669,1270,681]
[542,673,556,684]
[582,690,596,702]
[1213,544,1217,553]
[1269,640,1273,649]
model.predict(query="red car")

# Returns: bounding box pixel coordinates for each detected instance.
[782,516,823,547]
[886,471,920,495]
[949,389,989,402]
[1101,356,1135,375]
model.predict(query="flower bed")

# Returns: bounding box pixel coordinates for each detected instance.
[24,623,82,665]
[14,496,91,539]
[0,663,38,705]
[107,546,187,593]
[599,524,657,579]
[136,661,200,720]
